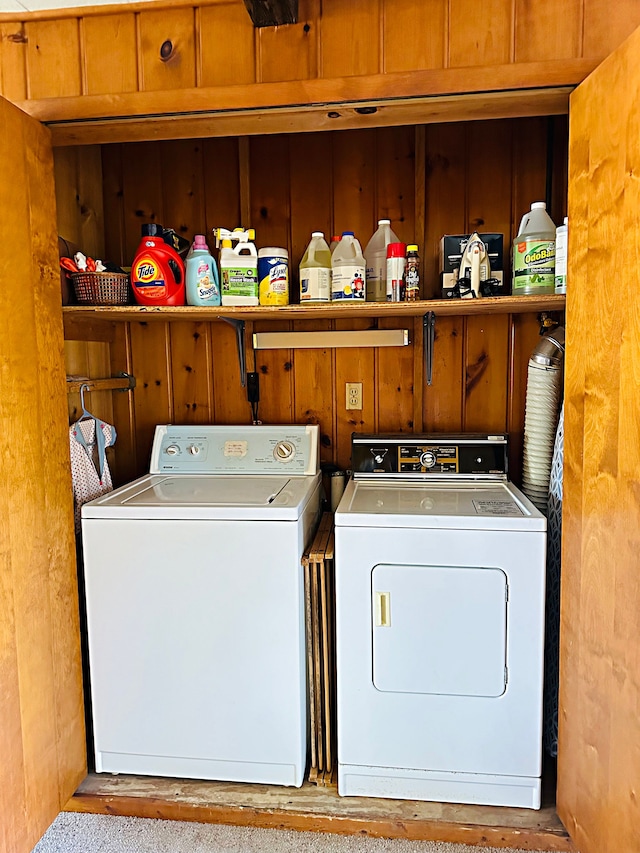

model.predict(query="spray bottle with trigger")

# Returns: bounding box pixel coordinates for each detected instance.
[214,227,259,306]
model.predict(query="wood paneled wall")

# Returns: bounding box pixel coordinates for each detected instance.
[61,116,566,485]
[100,118,568,296]
[54,145,117,428]
[1,0,640,103]
[95,311,545,487]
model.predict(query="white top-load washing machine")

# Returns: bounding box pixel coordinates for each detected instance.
[81,424,321,787]
[335,433,547,809]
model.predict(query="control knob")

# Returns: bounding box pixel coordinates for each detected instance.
[165,444,180,456]
[274,441,296,462]
[188,444,200,455]
[420,450,437,469]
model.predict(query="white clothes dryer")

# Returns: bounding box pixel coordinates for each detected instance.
[335,433,547,809]
[81,424,321,787]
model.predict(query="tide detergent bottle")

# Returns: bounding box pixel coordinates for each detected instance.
[131,223,186,306]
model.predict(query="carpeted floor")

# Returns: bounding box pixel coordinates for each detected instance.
[33,813,532,853]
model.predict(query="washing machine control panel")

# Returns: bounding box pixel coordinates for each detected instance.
[351,434,508,478]
[150,425,319,475]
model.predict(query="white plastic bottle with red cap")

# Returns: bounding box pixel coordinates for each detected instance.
[364,219,400,302]
[386,242,407,301]
[331,232,366,300]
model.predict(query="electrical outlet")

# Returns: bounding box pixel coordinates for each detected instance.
[346,382,363,410]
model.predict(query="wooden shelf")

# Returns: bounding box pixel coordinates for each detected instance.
[62,295,566,325]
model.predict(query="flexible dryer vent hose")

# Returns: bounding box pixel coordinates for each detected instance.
[521,328,565,514]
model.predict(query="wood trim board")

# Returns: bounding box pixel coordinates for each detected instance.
[65,773,574,851]
[18,60,593,123]
[43,88,574,146]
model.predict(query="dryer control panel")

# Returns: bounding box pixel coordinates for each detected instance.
[351,434,508,479]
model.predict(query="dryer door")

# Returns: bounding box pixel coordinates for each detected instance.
[372,564,508,697]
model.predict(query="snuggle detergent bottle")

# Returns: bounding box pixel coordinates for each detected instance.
[131,224,186,306]
[185,234,221,306]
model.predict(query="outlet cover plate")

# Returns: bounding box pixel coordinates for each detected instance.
[346,382,363,410]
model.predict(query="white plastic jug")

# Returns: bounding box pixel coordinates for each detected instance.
[332,232,366,300]
[300,232,332,303]
[220,239,258,306]
[364,219,400,302]
[512,202,556,295]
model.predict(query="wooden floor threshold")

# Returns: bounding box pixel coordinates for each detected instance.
[65,774,575,852]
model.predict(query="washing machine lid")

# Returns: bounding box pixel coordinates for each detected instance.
[335,478,546,531]
[81,473,320,521]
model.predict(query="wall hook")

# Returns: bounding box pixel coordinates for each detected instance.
[116,372,136,392]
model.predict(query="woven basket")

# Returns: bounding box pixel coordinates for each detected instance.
[71,272,130,305]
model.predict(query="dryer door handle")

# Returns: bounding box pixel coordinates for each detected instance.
[375,591,391,627]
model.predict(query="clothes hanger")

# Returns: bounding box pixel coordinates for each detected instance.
[74,383,111,482]
[79,383,95,422]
